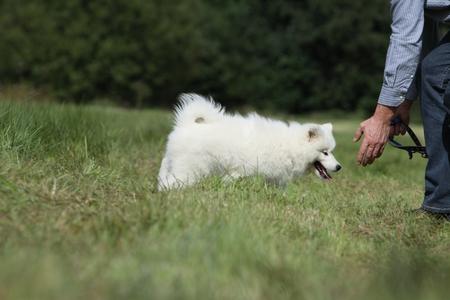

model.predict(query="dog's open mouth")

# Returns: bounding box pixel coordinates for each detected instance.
[314,161,332,180]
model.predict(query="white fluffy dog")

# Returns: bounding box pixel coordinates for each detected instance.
[158,94,341,190]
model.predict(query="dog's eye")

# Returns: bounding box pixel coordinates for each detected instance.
[322,151,329,156]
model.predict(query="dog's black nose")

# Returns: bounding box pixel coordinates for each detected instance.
[335,165,342,172]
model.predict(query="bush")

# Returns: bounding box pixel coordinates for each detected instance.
[0,0,390,112]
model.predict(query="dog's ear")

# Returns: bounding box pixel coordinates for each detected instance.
[322,123,333,132]
[308,127,320,141]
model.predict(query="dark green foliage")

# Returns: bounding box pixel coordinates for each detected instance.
[0,0,390,112]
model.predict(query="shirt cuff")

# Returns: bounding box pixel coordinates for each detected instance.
[378,86,406,107]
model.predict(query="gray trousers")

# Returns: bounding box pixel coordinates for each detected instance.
[420,31,450,213]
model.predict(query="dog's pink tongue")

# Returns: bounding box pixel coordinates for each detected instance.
[314,162,332,180]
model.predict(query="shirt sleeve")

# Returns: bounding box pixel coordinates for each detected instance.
[378,0,425,107]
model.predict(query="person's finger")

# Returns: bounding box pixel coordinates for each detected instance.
[363,144,376,166]
[375,143,385,158]
[400,124,407,135]
[357,139,368,164]
[369,142,384,164]
[372,143,386,160]
[353,126,363,142]
[389,126,395,137]
[395,124,402,136]
[364,153,373,165]
[360,143,374,166]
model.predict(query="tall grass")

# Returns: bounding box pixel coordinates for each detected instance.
[0,100,449,300]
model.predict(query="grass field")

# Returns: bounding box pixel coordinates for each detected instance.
[1,100,449,300]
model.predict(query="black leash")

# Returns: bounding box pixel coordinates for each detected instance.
[389,117,428,159]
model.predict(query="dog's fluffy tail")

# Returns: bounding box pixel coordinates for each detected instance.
[174,93,224,127]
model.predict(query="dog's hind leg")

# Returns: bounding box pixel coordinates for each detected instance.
[157,157,187,190]
[222,171,242,183]
[157,157,172,190]
[158,175,186,191]
[158,155,202,190]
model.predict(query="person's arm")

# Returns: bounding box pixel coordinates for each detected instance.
[378,0,425,107]
[355,0,425,166]
[394,17,440,136]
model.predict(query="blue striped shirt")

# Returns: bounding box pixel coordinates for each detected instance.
[379,0,450,107]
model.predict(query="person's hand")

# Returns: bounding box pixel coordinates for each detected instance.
[392,100,413,136]
[354,104,396,166]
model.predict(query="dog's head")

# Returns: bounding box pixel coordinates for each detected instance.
[305,123,342,180]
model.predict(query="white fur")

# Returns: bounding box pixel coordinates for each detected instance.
[158,93,341,190]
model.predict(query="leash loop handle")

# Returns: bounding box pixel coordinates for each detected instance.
[389,117,428,159]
